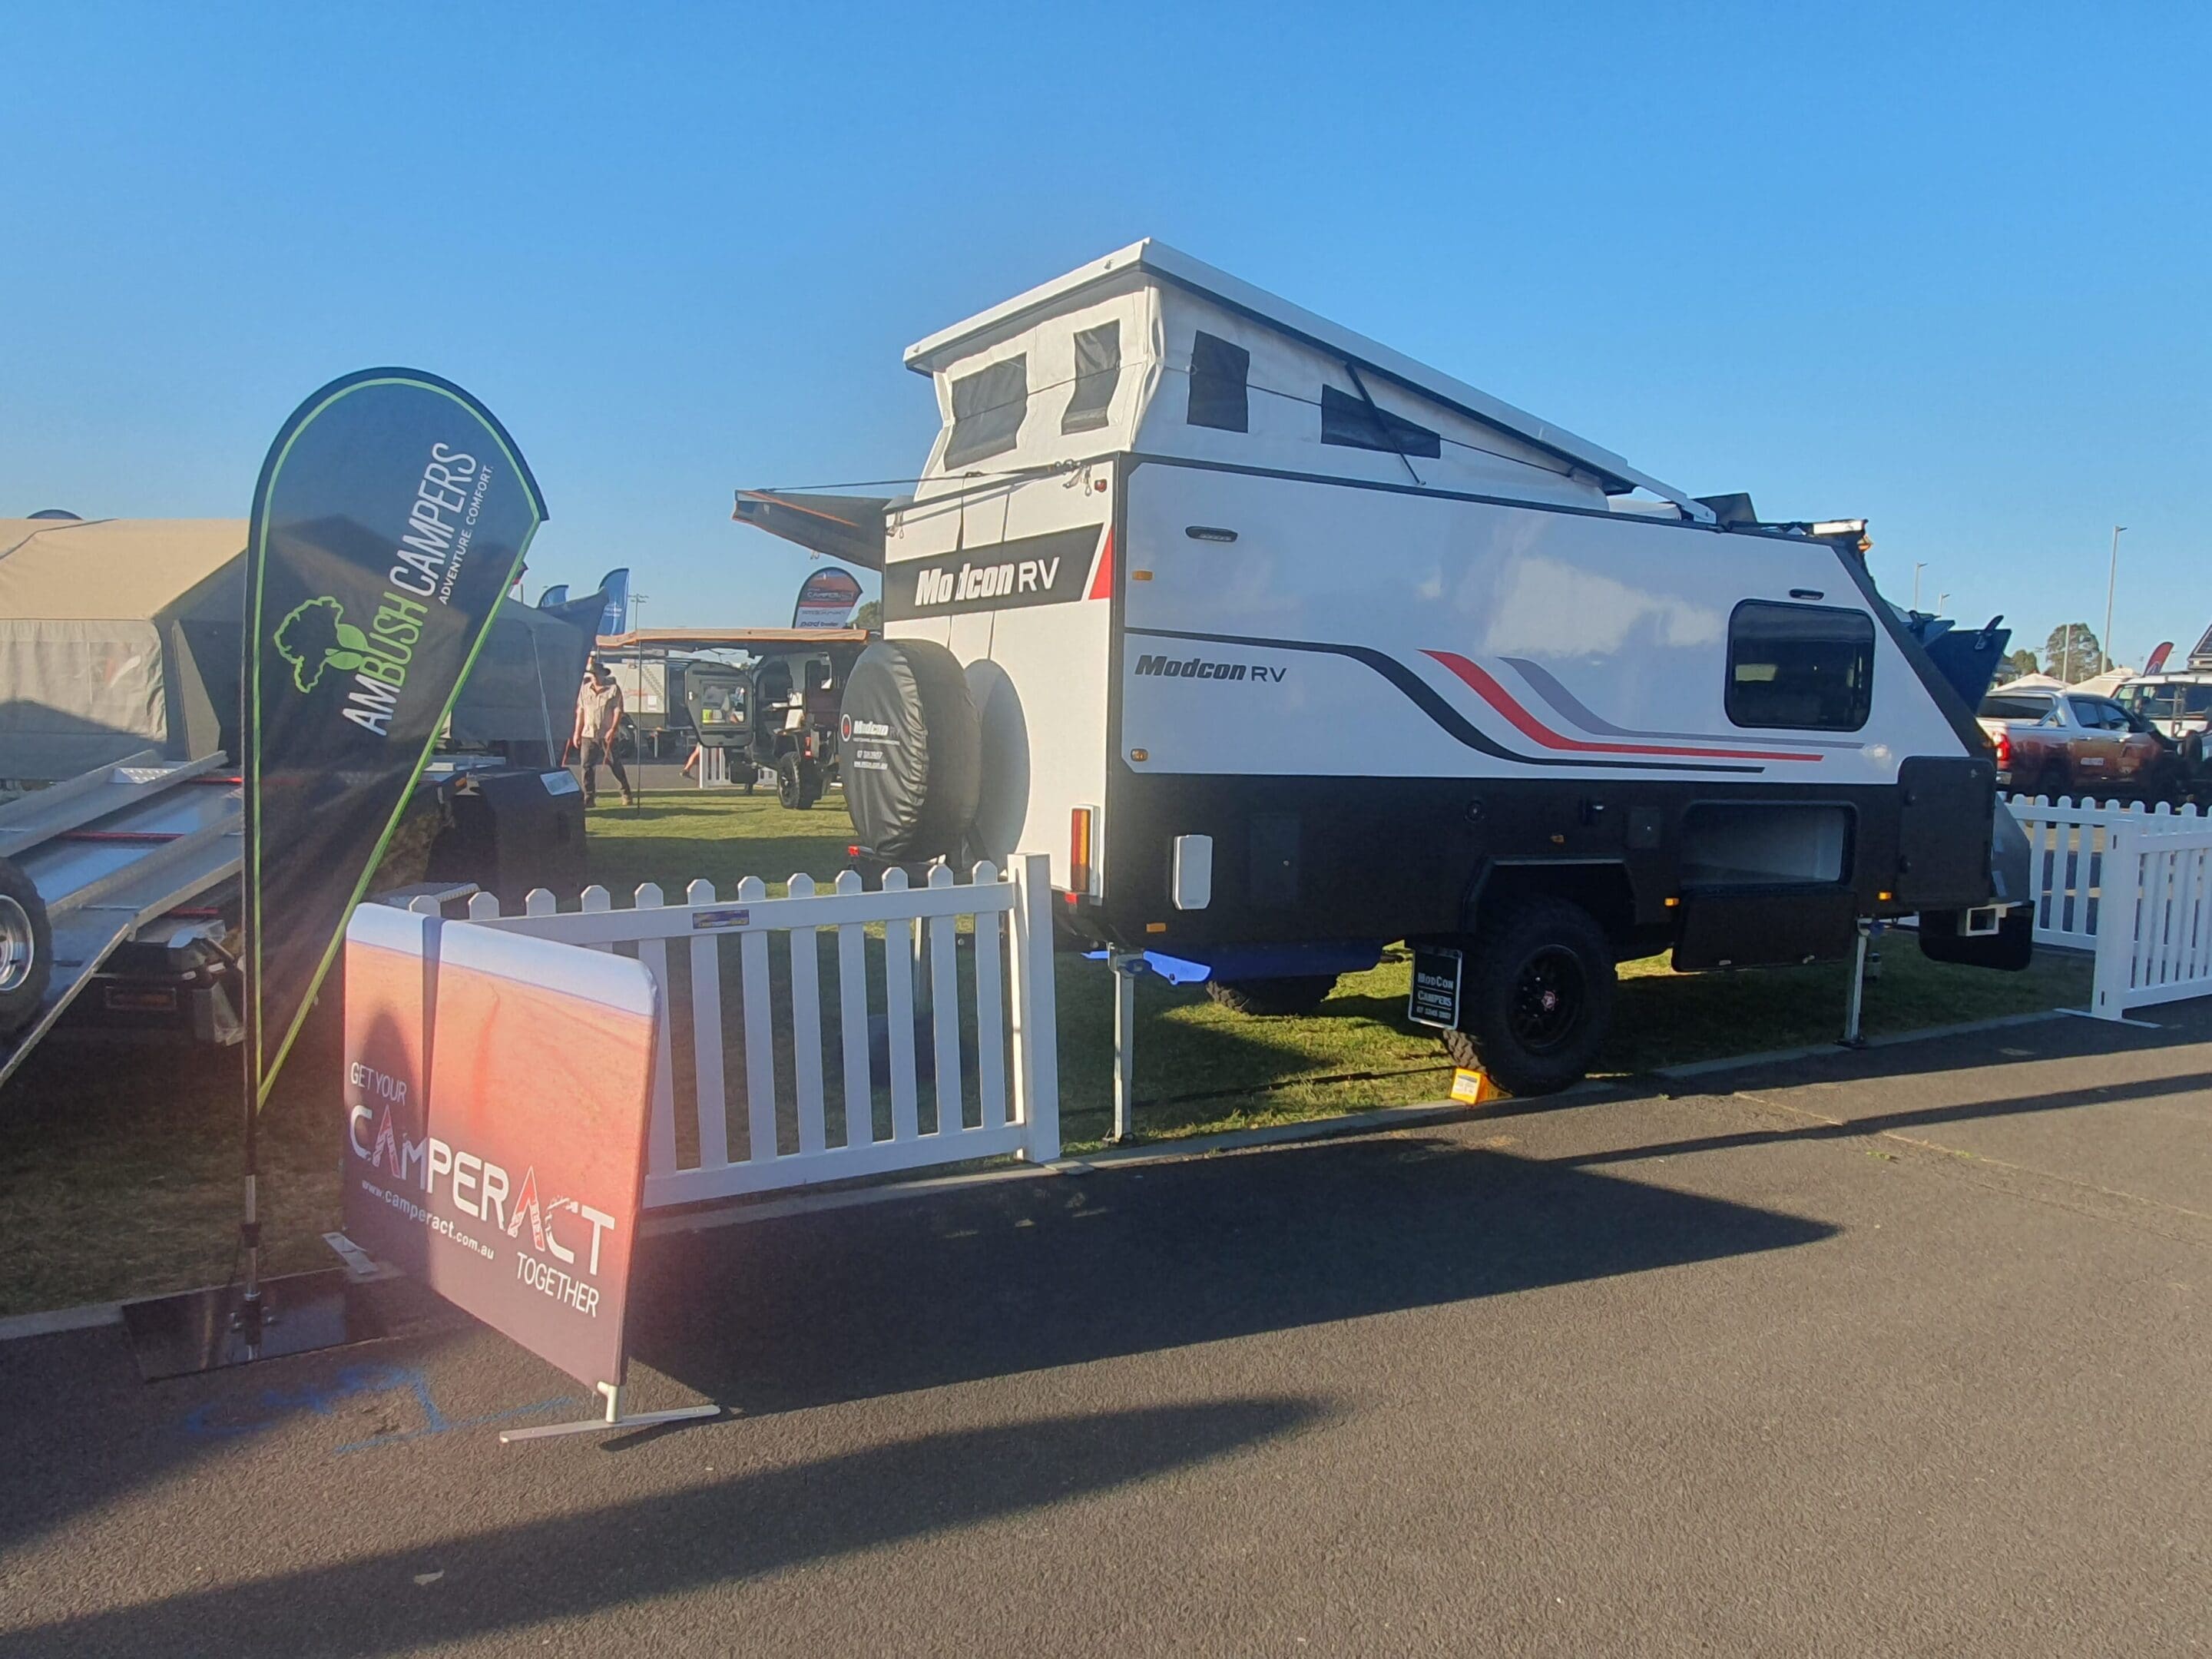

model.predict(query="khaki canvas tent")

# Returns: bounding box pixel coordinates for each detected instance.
[0,517,246,781]
[445,598,597,762]
[0,517,594,783]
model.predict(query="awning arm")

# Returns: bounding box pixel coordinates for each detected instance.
[731,489,908,571]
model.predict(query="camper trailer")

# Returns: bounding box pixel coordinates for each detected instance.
[738,242,2028,1093]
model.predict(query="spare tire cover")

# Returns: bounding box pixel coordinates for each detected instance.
[841,639,982,859]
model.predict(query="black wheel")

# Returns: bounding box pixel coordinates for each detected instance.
[1204,975,1338,1017]
[2032,762,2070,803]
[1439,898,1615,1097]
[0,856,52,1037]
[777,755,823,810]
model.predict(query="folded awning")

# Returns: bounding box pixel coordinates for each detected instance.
[731,490,906,571]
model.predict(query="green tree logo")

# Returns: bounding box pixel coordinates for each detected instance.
[273,596,373,693]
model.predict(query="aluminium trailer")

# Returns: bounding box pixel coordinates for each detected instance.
[0,751,244,1089]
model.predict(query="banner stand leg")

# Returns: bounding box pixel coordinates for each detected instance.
[499,1381,721,1443]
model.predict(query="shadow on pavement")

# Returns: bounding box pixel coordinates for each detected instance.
[628,1132,1836,1418]
[1571,1065,2212,1171]
[8,1396,1322,1658]
[1659,995,2212,1097]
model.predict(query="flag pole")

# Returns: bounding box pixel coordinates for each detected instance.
[238,632,264,1350]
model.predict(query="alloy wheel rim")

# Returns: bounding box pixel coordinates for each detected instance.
[0,895,35,996]
[1508,944,1586,1054]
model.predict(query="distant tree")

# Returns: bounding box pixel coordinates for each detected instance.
[851,599,883,633]
[2002,647,2041,680]
[2043,623,2108,682]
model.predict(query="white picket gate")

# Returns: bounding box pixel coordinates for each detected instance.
[2091,822,2212,1019]
[448,855,1061,1207]
[2005,795,2203,950]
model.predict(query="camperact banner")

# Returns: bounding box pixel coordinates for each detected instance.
[246,369,545,1105]
[342,904,657,1390]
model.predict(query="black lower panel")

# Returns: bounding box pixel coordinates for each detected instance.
[1671,887,1859,971]
[1094,768,1989,955]
[1918,904,2035,971]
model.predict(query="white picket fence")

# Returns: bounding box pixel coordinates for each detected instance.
[448,855,1060,1207]
[2091,822,2212,1018]
[2002,795,2212,1019]
[2005,795,2204,951]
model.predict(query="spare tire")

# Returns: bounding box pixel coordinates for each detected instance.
[0,856,52,1037]
[841,639,983,860]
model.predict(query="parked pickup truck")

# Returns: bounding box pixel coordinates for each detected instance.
[1977,686,2176,800]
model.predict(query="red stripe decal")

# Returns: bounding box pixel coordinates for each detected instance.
[1422,651,1820,763]
[1087,527,1114,601]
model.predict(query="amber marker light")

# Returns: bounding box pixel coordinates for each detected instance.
[1070,807,1095,895]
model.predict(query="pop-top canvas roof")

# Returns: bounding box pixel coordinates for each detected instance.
[0,517,247,621]
[0,518,248,780]
[902,240,1709,521]
[0,517,592,776]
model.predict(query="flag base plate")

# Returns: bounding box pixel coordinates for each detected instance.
[120,1268,458,1381]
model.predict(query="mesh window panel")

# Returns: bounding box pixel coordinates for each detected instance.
[1061,322,1121,434]
[1187,331,1250,432]
[943,355,1028,469]
[1319,384,1441,458]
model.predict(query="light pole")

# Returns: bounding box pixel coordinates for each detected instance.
[2103,525,2125,675]
[1912,562,1928,610]
[1938,591,1951,615]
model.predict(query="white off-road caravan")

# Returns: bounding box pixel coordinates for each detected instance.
[737,241,2028,1093]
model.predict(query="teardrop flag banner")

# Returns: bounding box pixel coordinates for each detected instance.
[245,368,547,1106]
[792,565,864,630]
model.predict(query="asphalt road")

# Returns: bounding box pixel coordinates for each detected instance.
[3,1003,2208,1656]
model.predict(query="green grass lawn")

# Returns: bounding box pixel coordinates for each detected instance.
[0,788,2089,1315]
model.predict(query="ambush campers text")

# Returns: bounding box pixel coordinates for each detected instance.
[736,240,2030,1099]
[340,443,492,736]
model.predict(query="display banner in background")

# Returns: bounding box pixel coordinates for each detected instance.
[342,904,659,1389]
[541,585,618,644]
[793,565,864,630]
[596,568,631,637]
[245,369,545,1103]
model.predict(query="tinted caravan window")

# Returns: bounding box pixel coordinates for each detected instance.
[1187,331,1249,432]
[1061,322,1121,433]
[1727,601,1876,730]
[943,356,1028,469]
[1320,384,1441,458]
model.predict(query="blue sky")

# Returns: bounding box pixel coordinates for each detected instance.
[4,4,2203,668]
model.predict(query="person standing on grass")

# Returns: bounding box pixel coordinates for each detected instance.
[570,656,636,807]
